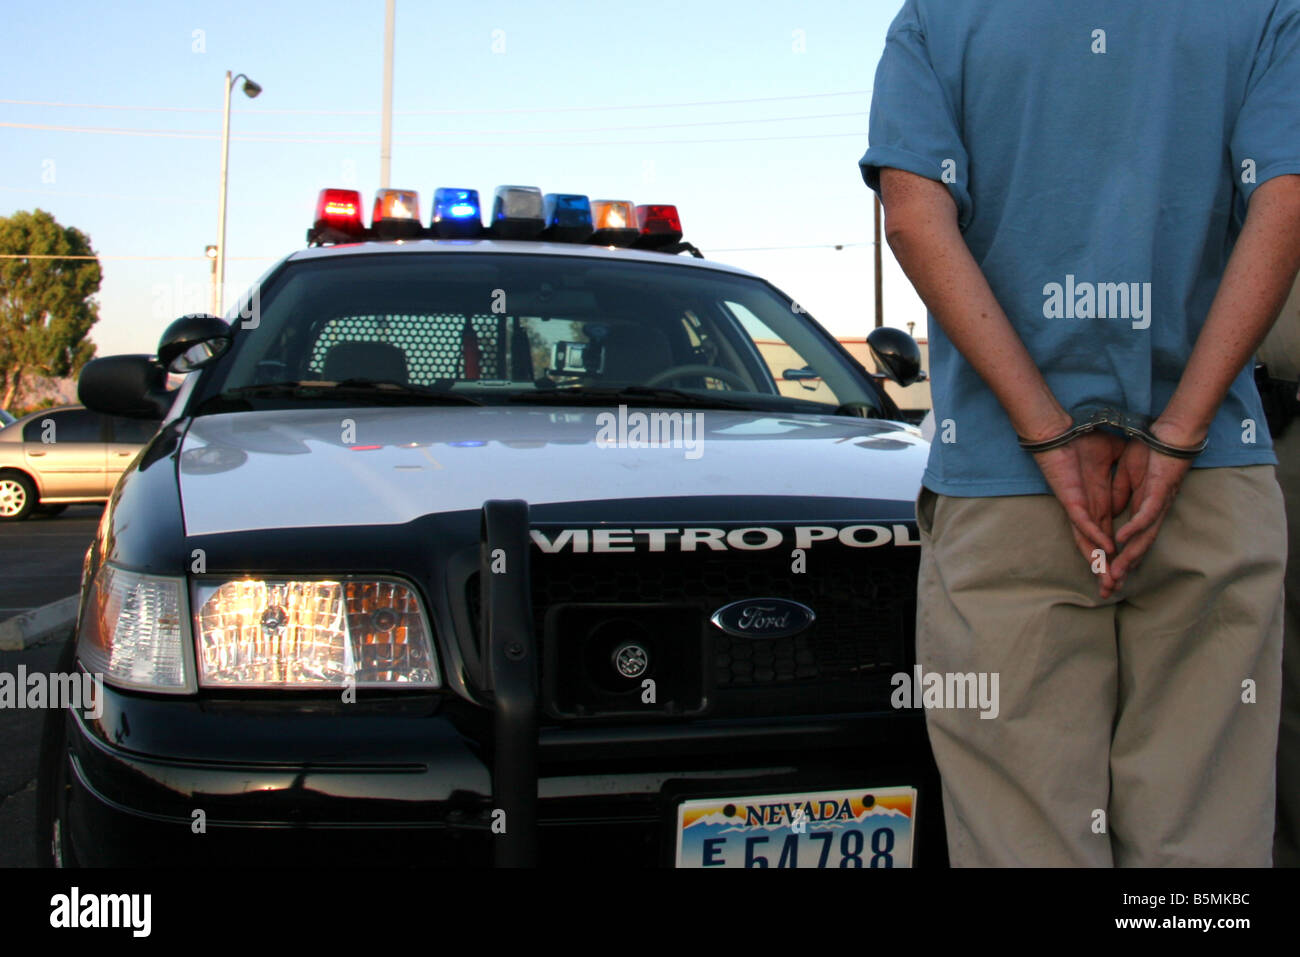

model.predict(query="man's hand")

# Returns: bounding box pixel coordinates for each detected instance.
[879,169,1300,598]
[1107,432,1195,590]
[1031,431,1125,594]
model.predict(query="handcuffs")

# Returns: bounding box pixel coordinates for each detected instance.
[1017,405,1208,459]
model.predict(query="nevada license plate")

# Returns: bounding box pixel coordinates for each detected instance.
[675,785,916,868]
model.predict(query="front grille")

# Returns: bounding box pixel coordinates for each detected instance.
[465,536,918,719]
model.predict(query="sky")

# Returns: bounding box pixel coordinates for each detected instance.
[0,0,928,358]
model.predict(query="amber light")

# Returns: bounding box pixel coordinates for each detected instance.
[591,200,635,230]
[372,188,421,222]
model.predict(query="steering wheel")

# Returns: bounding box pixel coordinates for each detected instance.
[642,364,750,390]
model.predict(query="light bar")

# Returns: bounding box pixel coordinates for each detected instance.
[633,204,683,249]
[310,188,365,243]
[542,193,593,242]
[589,199,639,246]
[371,188,422,239]
[490,185,545,239]
[431,187,483,238]
[305,185,689,252]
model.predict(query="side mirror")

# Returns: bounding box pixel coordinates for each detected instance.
[157,314,231,373]
[783,367,822,391]
[79,355,174,420]
[866,327,925,387]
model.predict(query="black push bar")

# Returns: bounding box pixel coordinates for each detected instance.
[479,499,539,867]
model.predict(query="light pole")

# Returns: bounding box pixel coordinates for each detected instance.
[205,244,218,315]
[380,0,395,187]
[873,194,883,328]
[215,71,262,316]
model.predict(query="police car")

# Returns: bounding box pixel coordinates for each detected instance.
[37,184,942,867]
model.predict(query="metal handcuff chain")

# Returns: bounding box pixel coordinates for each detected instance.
[1017,406,1208,459]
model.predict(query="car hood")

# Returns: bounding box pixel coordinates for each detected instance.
[177,406,928,536]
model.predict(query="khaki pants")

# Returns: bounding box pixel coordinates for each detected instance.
[916,465,1285,866]
[1275,426,1300,866]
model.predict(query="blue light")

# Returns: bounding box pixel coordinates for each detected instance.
[544,193,592,227]
[432,188,483,237]
[542,193,593,241]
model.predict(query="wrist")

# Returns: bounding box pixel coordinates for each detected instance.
[1150,417,1209,449]
[1015,407,1073,444]
[1018,405,1210,458]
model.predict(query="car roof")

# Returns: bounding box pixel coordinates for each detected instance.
[285,238,759,279]
[10,403,85,421]
[0,404,86,438]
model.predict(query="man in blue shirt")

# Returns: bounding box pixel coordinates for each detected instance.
[862,0,1300,865]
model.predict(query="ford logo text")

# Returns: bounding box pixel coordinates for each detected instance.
[709,598,816,639]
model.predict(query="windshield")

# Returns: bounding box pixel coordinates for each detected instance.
[194,252,884,416]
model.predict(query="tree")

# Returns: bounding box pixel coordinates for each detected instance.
[0,209,100,410]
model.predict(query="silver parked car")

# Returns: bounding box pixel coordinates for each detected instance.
[0,404,160,520]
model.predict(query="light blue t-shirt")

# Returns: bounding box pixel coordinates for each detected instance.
[861,0,1300,496]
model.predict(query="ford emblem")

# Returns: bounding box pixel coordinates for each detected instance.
[709,598,815,639]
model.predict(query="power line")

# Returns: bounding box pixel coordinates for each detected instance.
[1,110,866,140]
[0,186,208,204]
[0,254,277,261]
[0,121,866,147]
[0,122,373,144]
[0,90,871,117]
[394,90,870,115]
[396,132,868,147]
[399,112,866,137]
[1,121,216,140]
[0,243,872,262]
[709,241,875,252]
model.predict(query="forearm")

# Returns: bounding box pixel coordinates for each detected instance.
[879,168,1069,441]
[1158,174,1300,445]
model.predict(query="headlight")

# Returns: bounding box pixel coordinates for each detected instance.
[78,565,193,693]
[193,578,439,689]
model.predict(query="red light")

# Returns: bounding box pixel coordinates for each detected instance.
[636,204,681,237]
[633,204,682,249]
[314,188,364,234]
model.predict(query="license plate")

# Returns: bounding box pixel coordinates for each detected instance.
[675,785,916,868]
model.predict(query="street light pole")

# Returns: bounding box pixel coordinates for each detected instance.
[380,0,395,188]
[214,70,261,317]
[215,71,234,317]
[873,194,883,328]
[205,244,218,315]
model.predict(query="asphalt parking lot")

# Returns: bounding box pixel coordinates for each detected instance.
[0,504,101,868]
[0,505,101,618]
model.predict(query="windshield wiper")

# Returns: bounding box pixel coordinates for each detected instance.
[211,379,483,405]
[505,385,755,411]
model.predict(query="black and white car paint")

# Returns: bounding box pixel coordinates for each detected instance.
[37,237,944,868]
